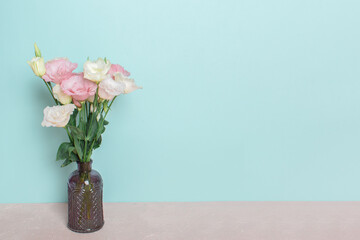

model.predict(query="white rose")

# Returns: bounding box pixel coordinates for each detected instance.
[53,84,72,105]
[83,58,111,83]
[114,72,142,94]
[41,104,76,127]
[98,75,125,100]
[27,57,46,77]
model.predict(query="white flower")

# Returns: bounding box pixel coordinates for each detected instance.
[98,75,125,100]
[114,72,142,94]
[83,58,111,83]
[27,57,46,77]
[41,104,76,128]
[53,84,72,105]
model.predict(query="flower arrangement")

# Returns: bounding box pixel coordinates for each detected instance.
[28,43,142,167]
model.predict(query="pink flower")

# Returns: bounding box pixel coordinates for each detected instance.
[61,73,97,102]
[108,64,130,78]
[42,58,78,84]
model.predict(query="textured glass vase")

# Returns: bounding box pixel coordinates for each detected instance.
[67,160,104,233]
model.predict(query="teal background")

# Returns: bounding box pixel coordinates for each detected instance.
[1,0,360,203]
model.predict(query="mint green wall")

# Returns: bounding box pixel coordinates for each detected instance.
[1,0,360,203]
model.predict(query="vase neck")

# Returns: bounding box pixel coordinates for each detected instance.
[77,161,92,173]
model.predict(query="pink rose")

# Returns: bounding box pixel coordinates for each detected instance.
[108,64,130,78]
[61,73,97,102]
[42,58,78,84]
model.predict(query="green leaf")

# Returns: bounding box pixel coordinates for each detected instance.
[56,142,75,161]
[60,151,79,167]
[61,158,72,167]
[68,109,78,127]
[96,115,108,139]
[78,104,87,132]
[69,152,80,162]
[73,137,83,160]
[93,135,102,150]
[69,125,85,140]
[86,115,98,141]
[96,124,104,139]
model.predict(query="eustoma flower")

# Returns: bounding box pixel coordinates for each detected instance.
[27,57,46,77]
[53,84,72,105]
[41,104,76,127]
[83,58,111,83]
[61,73,97,102]
[107,64,130,78]
[29,42,143,168]
[42,58,78,84]
[114,72,142,94]
[98,75,125,100]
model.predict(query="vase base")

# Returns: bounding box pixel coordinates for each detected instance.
[67,221,104,233]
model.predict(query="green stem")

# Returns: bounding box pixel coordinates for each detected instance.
[94,87,99,109]
[87,102,91,121]
[85,101,88,119]
[87,139,97,162]
[46,81,53,91]
[64,127,73,143]
[104,97,116,119]
[80,102,88,162]
[85,87,99,162]
[46,82,60,105]
[85,96,117,163]
[83,139,87,162]
[42,79,58,105]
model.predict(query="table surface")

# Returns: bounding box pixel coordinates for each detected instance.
[1,202,360,240]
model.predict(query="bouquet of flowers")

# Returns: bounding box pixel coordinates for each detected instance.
[27,43,142,167]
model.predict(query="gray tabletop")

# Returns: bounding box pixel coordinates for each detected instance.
[1,202,360,240]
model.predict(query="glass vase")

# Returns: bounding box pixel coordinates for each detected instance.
[67,160,104,233]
